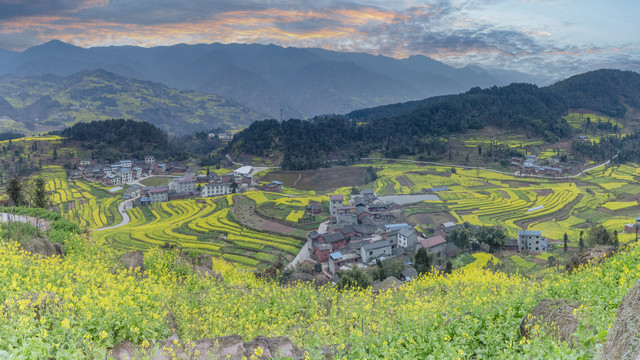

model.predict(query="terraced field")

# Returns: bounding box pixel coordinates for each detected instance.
[358,160,640,245]
[94,195,307,270]
[42,165,122,229]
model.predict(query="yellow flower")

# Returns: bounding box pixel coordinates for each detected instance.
[61,318,71,330]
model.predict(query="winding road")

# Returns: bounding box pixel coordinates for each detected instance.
[94,196,136,231]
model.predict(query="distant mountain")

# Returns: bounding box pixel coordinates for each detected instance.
[0,40,538,118]
[0,69,265,134]
[228,69,640,170]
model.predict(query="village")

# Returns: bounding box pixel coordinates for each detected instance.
[304,190,563,279]
[70,153,285,208]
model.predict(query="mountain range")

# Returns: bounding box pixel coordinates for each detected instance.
[0,69,264,135]
[0,40,539,120]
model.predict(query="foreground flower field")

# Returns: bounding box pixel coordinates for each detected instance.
[0,214,639,359]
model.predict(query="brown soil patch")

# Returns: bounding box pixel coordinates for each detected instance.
[396,175,415,187]
[258,222,294,234]
[407,211,456,225]
[533,189,554,196]
[498,190,511,200]
[263,166,370,192]
[232,196,296,235]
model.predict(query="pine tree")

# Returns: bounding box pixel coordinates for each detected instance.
[33,177,48,209]
[563,232,568,252]
[445,261,453,274]
[415,248,431,274]
[579,230,585,250]
[7,175,25,206]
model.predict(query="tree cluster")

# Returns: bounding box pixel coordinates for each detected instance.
[226,70,640,170]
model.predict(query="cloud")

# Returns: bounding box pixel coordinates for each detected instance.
[0,0,637,81]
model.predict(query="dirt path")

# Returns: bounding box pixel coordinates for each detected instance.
[292,173,302,187]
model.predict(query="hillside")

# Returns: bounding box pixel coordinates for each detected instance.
[228,69,640,170]
[0,40,537,118]
[0,69,265,135]
[1,203,640,358]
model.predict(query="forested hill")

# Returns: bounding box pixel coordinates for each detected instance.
[59,119,186,162]
[0,69,265,135]
[227,69,640,170]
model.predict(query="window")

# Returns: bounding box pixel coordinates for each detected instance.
[536,240,539,244]
[369,251,373,256]
[536,247,538,251]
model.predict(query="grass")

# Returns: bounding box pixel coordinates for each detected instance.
[139,177,174,187]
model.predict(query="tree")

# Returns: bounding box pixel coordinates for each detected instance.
[563,232,568,252]
[6,175,25,206]
[476,226,507,251]
[613,230,619,250]
[414,248,431,275]
[52,147,57,160]
[587,224,613,246]
[445,260,453,274]
[336,267,372,291]
[447,226,471,250]
[33,177,48,209]
[230,181,238,194]
[350,186,360,195]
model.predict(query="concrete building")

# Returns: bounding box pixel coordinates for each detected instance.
[517,230,548,252]
[360,240,392,263]
[329,195,344,216]
[148,187,169,204]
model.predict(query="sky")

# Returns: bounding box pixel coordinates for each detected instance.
[0,0,638,79]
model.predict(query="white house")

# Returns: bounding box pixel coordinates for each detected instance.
[120,160,132,168]
[144,155,155,165]
[202,182,232,197]
[517,230,548,252]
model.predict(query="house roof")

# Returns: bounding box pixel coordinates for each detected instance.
[362,240,391,251]
[442,222,456,228]
[361,189,375,195]
[323,232,345,243]
[518,230,542,236]
[401,266,418,279]
[420,235,446,249]
[330,195,344,201]
[308,231,322,240]
[270,181,283,185]
[384,223,411,231]
[398,228,414,237]
[330,252,342,260]
[234,166,252,175]
[315,243,332,251]
[339,225,355,234]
